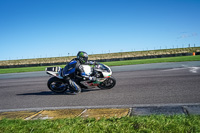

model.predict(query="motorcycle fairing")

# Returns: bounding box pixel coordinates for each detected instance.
[95,63,112,78]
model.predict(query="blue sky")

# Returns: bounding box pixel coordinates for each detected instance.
[0,0,199,60]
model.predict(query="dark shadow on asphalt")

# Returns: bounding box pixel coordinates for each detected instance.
[17,88,101,96]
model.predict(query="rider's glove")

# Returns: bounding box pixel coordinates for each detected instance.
[89,76,96,82]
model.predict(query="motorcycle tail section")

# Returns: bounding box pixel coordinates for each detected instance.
[46,66,63,79]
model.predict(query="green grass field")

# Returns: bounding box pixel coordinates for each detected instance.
[103,55,200,66]
[0,55,200,74]
[0,115,200,133]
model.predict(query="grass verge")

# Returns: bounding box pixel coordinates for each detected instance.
[0,115,200,133]
[0,55,200,74]
[103,55,200,66]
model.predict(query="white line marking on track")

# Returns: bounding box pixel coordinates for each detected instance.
[189,67,200,73]
[162,67,200,73]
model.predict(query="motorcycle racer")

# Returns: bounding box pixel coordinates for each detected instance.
[62,51,96,94]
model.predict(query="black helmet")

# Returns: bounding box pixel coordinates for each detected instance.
[77,51,88,64]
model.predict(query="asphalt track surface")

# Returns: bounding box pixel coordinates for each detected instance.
[0,61,200,112]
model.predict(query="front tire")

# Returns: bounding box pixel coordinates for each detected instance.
[47,77,67,93]
[98,76,116,89]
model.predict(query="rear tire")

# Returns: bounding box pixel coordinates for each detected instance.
[98,76,116,89]
[47,77,67,93]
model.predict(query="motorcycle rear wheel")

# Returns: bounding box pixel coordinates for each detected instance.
[98,76,116,89]
[47,77,67,93]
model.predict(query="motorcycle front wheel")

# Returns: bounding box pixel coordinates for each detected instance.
[47,77,67,93]
[98,76,116,89]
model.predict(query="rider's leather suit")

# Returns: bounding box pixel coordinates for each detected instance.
[62,58,95,93]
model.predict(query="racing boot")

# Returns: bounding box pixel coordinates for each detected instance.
[68,79,81,94]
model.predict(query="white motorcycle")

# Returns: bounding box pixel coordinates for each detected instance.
[45,62,116,93]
